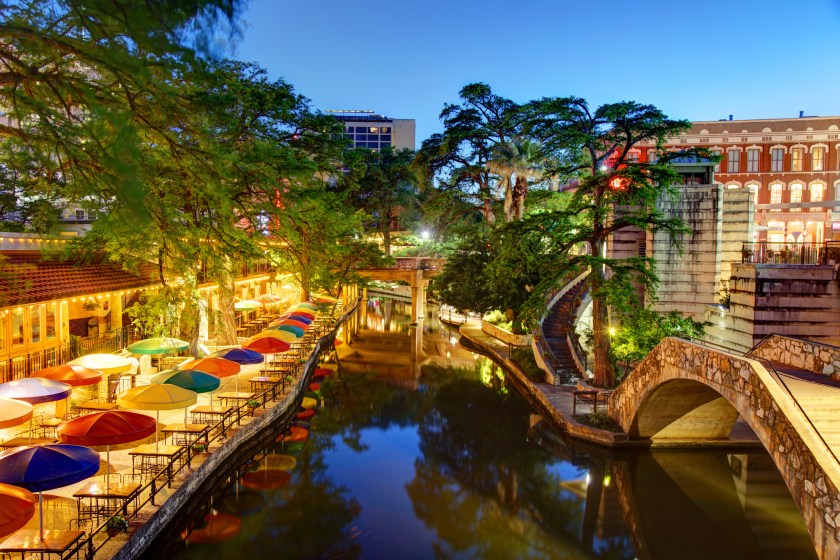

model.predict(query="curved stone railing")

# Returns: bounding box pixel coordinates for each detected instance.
[609,336,840,560]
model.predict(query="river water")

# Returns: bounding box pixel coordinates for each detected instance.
[176,296,817,560]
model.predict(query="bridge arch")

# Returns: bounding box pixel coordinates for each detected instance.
[610,337,840,559]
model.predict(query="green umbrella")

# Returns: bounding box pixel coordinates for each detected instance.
[234,300,262,311]
[127,337,189,355]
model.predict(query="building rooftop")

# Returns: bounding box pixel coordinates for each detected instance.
[0,251,156,307]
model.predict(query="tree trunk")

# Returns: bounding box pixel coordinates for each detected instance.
[382,223,391,256]
[513,176,528,221]
[503,176,515,223]
[215,259,238,346]
[590,254,615,387]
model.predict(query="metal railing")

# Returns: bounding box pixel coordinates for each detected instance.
[741,241,840,265]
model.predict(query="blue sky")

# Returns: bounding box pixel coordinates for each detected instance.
[235,0,840,145]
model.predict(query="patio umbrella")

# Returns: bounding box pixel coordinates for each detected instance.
[234,300,262,311]
[269,315,312,327]
[31,364,102,387]
[0,378,72,405]
[265,324,305,338]
[0,379,71,443]
[68,354,133,375]
[254,294,282,303]
[116,385,197,448]
[179,357,240,377]
[285,310,316,320]
[162,370,220,394]
[56,410,156,490]
[127,337,189,355]
[243,334,291,355]
[257,328,298,342]
[186,512,241,544]
[209,348,264,365]
[275,312,314,323]
[273,319,310,330]
[0,396,33,429]
[294,302,318,310]
[0,483,35,538]
[0,444,99,539]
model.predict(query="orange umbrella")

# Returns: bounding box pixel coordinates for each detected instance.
[0,483,35,538]
[185,512,241,544]
[0,396,33,429]
[241,469,290,490]
[178,357,240,377]
[31,364,102,387]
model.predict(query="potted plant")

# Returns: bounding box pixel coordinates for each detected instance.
[192,441,208,454]
[106,515,129,537]
[247,398,260,415]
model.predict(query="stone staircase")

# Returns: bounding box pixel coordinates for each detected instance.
[541,276,588,384]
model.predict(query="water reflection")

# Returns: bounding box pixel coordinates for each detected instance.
[167,296,816,560]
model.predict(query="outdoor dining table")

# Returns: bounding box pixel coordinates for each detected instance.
[215,392,255,424]
[190,406,233,435]
[73,481,140,518]
[129,444,182,486]
[0,529,85,558]
[39,418,64,439]
[249,376,283,393]
[0,436,55,448]
[160,423,209,446]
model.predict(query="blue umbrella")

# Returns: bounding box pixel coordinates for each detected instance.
[210,348,264,365]
[0,444,100,539]
[0,378,71,405]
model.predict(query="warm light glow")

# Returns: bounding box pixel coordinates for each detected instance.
[609,327,616,336]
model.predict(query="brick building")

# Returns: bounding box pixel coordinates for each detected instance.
[644,115,840,244]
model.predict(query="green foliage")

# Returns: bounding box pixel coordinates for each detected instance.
[125,283,201,339]
[510,348,545,382]
[106,515,129,532]
[573,411,622,432]
[608,308,705,378]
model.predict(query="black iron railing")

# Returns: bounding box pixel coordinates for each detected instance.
[741,241,840,265]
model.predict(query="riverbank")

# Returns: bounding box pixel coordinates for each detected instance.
[459,320,762,450]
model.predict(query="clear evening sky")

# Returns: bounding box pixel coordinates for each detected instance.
[235,0,840,144]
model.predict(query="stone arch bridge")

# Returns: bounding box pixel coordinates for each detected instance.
[609,336,840,559]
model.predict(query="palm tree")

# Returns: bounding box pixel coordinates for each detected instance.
[486,139,553,222]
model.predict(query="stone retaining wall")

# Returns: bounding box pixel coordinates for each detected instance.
[481,320,530,347]
[751,334,840,378]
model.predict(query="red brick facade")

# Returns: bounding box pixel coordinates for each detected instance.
[644,116,840,242]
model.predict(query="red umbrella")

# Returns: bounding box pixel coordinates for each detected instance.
[0,483,35,538]
[57,411,157,489]
[185,512,241,544]
[243,335,291,354]
[31,365,102,387]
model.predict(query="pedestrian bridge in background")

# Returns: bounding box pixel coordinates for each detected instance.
[609,335,840,559]
[357,257,443,323]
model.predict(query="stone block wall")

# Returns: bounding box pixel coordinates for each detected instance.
[720,187,755,289]
[651,184,723,321]
[751,334,840,378]
[729,264,840,348]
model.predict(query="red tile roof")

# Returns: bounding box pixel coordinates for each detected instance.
[0,251,157,307]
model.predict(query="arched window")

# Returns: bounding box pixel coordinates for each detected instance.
[769,183,783,211]
[810,182,825,211]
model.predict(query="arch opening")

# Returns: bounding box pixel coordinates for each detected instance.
[630,378,740,440]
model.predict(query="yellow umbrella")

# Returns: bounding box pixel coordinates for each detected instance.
[0,397,33,429]
[116,384,197,448]
[68,354,133,375]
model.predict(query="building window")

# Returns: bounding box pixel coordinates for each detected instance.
[11,308,23,346]
[648,150,658,164]
[791,148,804,171]
[747,149,760,172]
[771,148,784,171]
[30,306,41,344]
[790,183,803,205]
[811,183,824,211]
[627,151,639,163]
[45,303,56,340]
[727,150,740,173]
[770,184,782,211]
[813,147,825,171]
[75,209,85,220]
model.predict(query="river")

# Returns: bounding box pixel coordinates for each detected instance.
[173,295,817,560]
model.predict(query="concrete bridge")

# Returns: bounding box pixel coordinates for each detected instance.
[609,335,840,559]
[357,257,442,323]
